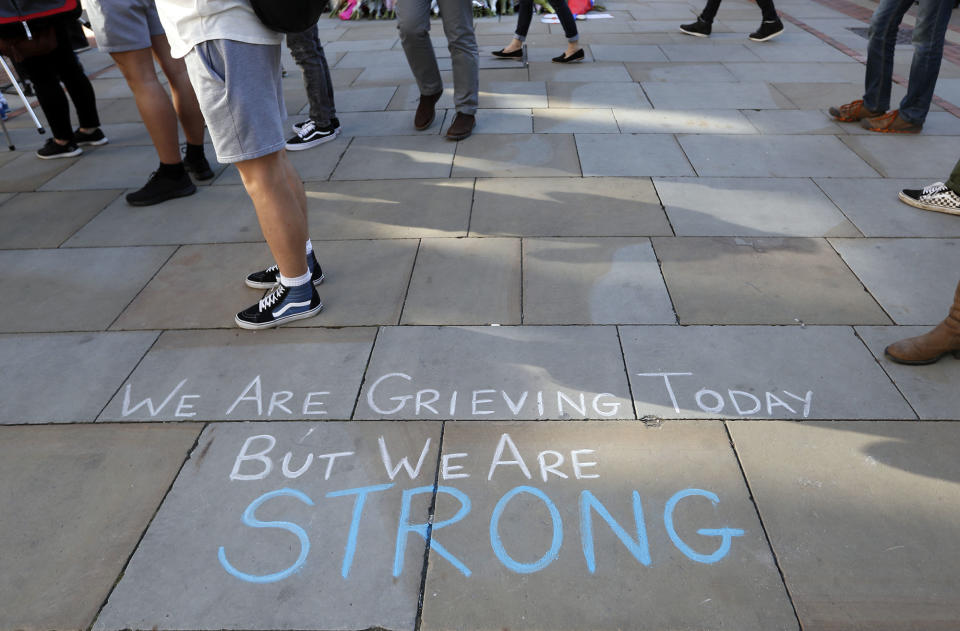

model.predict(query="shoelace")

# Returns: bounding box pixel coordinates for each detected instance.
[259,283,288,311]
[922,182,949,196]
[297,120,317,139]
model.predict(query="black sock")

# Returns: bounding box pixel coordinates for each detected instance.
[185,143,205,162]
[157,161,186,179]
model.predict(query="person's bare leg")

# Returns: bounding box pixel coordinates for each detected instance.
[501,37,523,53]
[236,151,308,279]
[111,47,181,164]
[150,34,205,146]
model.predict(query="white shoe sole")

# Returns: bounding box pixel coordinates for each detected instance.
[235,302,324,330]
[245,272,325,290]
[898,190,960,216]
[76,137,109,147]
[679,28,709,37]
[285,130,339,151]
[749,29,784,42]
[36,146,82,159]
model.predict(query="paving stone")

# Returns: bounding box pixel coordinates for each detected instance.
[840,135,960,178]
[741,109,846,134]
[66,185,260,247]
[729,421,960,628]
[444,108,532,133]
[641,81,791,109]
[38,145,169,191]
[773,81,909,109]
[452,133,581,177]
[338,110,445,135]
[470,176,671,237]
[589,44,669,62]
[658,43,762,62]
[0,190,120,248]
[476,81,549,108]
[813,178,960,237]
[655,177,860,237]
[333,135,455,179]
[95,96,154,123]
[625,61,739,82]
[723,61,865,83]
[0,423,201,631]
[402,238,521,325]
[99,328,375,421]
[842,112,960,136]
[0,150,78,192]
[324,85,398,112]
[653,236,892,325]
[678,135,879,177]
[420,420,798,631]
[356,326,633,420]
[94,421,439,631]
[214,137,350,185]
[0,246,173,333]
[747,45,858,63]
[323,38,399,54]
[88,77,134,99]
[533,107,620,133]
[528,62,634,82]
[303,178,472,239]
[547,81,650,109]
[829,238,960,325]
[523,237,675,324]
[614,107,757,133]
[576,134,695,176]
[620,325,913,419]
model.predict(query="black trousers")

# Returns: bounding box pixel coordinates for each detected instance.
[700,0,778,23]
[19,24,100,141]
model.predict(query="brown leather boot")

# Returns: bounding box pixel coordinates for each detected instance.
[885,280,960,365]
[414,92,442,130]
[445,113,475,140]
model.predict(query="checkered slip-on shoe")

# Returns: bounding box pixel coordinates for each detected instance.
[860,110,922,133]
[828,99,883,122]
[899,182,960,216]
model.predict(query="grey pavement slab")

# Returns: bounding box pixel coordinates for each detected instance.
[470,176,672,237]
[723,61,865,83]
[658,43,762,62]
[66,185,260,247]
[625,61,739,82]
[0,151,79,192]
[338,110,444,136]
[304,178,473,239]
[477,81,550,109]
[813,178,960,237]
[99,328,375,421]
[523,237,676,324]
[641,81,791,109]
[533,107,620,133]
[323,38,398,54]
[829,238,960,325]
[0,190,121,248]
[842,111,960,136]
[385,86,455,112]
[856,325,960,420]
[621,325,913,419]
[729,421,960,628]
[528,62,634,82]
[589,44,669,62]
[324,85,398,112]
[741,109,846,135]
[445,108,533,134]
[95,96,155,124]
[613,107,758,134]
[655,177,860,237]
[0,331,157,424]
[215,137,350,185]
[653,236,892,325]
[401,237,521,325]
[773,81,909,110]
[0,423,201,631]
[39,145,170,191]
[0,246,173,333]
[356,326,634,420]
[94,421,440,631]
[840,135,960,179]
[678,135,880,178]
[333,135,455,180]
[546,81,650,109]
[452,133,581,177]
[420,420,798,631]
[576,134,695,177]
[746,45,858,64]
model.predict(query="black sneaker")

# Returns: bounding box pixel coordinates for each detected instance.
[183,149,215,181]
[749,19,784,42]
[73,128,109,146]
[125,170,197,206]
[235,282,324,330]
[286,119,338,151]
[245,252,325,289]
[293,117,340,134]
[36,138,82,160]
[680,17,711,37]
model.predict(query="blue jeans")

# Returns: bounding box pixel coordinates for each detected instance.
[863,0,953,125]
[286,25,336,126]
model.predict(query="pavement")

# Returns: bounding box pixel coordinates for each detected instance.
[1,0,960,629]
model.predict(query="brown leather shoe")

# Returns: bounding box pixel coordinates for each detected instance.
[828,99,883,122]
[445,112,476,140]
[885,280,960,365]
[414,92,442,130]
[860,109,922,134]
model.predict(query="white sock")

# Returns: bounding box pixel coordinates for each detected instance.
[280,270,311,287]
[305,240,313,255]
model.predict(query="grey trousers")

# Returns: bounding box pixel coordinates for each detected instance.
[397,0,479,115]
[286,25,336,126]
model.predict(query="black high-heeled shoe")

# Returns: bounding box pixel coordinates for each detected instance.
[552,48,585,63]
[492,48,523,58]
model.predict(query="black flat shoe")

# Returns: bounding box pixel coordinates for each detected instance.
[552,48,585,63]
[492,48,523,58]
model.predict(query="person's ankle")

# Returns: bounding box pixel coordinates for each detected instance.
[54,138,70,146]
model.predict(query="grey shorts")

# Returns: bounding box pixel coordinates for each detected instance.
[184,40,287,164]
[85,0,165,53]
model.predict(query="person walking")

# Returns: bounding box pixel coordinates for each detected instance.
[397,0,479,140]
[285,23,341,151]
[154,0,324,329]
[680,0,784,42]
[85,0,214,206]
[492,0,584,63]
[828,0,953,134]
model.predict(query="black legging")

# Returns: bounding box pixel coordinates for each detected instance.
[700,0,778,23]
[19,24,100,141]
[515,0,579,42]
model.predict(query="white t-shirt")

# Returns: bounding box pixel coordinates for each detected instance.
[154,0,282,58]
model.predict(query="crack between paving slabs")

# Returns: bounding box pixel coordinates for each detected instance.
[615,325,640,420]
[851,325,921,420]
[396,238,423,325]
[414,420,447,631]
[350,325,382,420]
[104,245,181,331]
[92,329,164,422]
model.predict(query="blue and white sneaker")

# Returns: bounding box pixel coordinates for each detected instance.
[235,282,323,330]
